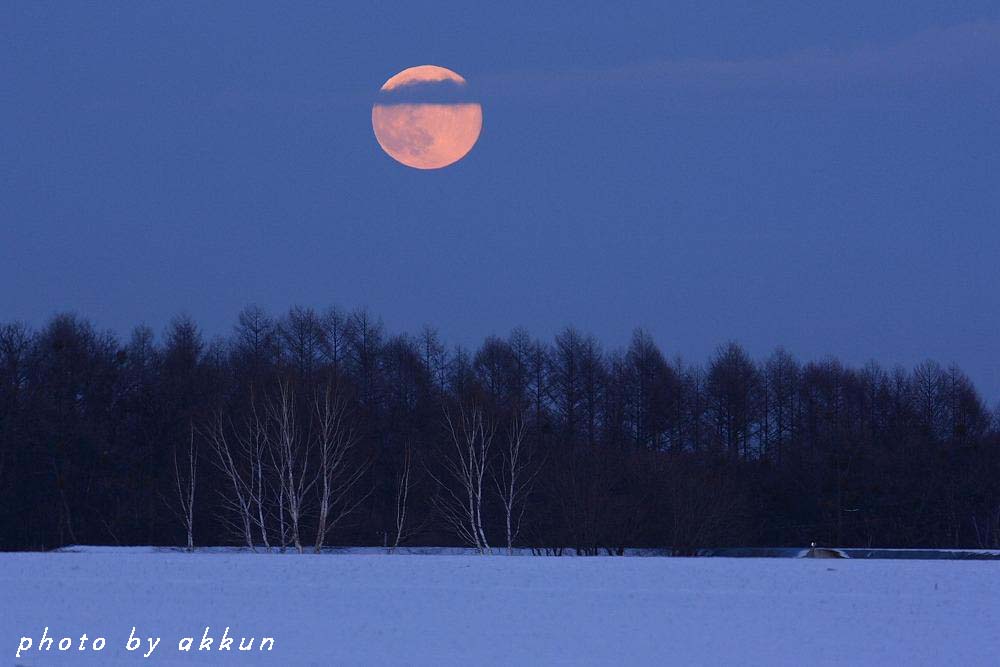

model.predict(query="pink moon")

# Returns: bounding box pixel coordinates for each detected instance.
[371,65,483,170]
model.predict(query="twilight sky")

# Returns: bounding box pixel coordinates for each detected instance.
[2,2,999,400]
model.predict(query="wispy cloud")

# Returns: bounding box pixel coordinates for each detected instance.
[479,21,1000,109]
[109,21,998,114]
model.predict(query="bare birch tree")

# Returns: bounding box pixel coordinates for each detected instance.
[243,400,271,551]
[267,381,314,554]
[388,442,414,553]
[492,413,540,554]
[270,437,289,553]
[170,424,198,551]
[209,393,282,553]
[428,405,495,553]
[313,385,370,553]
[206,414,255,550]
[204,399,275,551]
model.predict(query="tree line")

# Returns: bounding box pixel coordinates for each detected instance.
[1,306,998,553]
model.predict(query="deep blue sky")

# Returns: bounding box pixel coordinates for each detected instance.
[3,2,999,400]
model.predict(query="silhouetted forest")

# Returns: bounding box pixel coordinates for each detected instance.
[2,307,999,553]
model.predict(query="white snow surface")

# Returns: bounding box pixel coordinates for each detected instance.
[3,549,999,665]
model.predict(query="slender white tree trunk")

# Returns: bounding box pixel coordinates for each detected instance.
[390,443,412,553]
[172,424,198,551]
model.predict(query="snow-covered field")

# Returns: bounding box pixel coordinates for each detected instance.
[3,550,999,665]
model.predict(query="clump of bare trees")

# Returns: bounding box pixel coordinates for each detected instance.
[191,380,369,554]
[195,395,545,556]
[426,405,541,554]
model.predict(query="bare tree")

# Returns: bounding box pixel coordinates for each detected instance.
[388,442,414,553]
[243,400,271,551]
[313,385,370,553]
[270,438,289,553]
[492,413,541,554]
[206,414,255,550]
[203,399,275,552]
[972,505,1000,549]
[171,425,198,551]
[267,381,314,554]
[428,405,495,553]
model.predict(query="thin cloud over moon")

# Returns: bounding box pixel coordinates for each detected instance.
[381,65,466,91]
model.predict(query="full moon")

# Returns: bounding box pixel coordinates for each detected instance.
[371,65,483,170]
